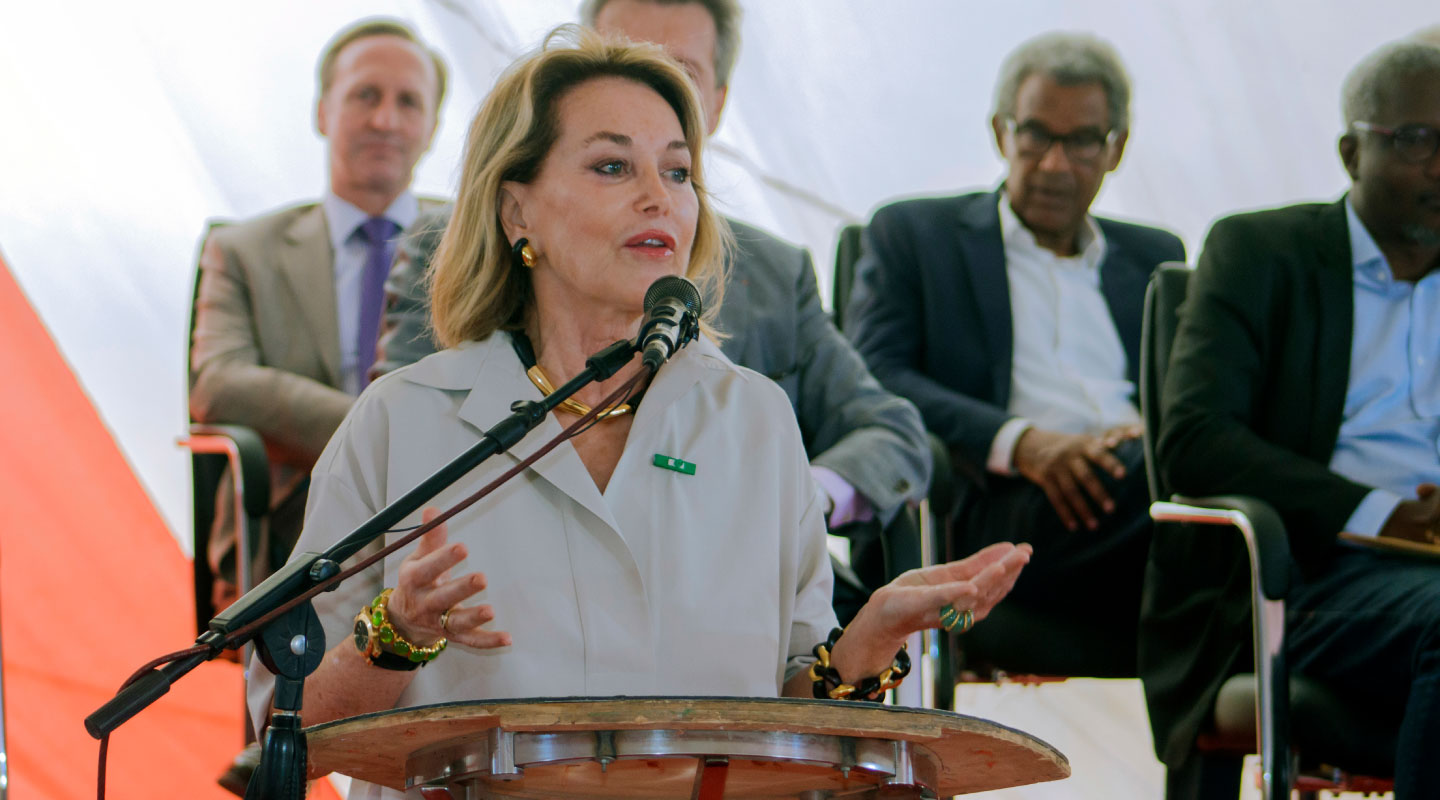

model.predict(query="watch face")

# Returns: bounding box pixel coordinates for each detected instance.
[354,616,371,654]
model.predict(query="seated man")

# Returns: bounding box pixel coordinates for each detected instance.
[190,18,447,610]
[1145,40,1440,799]
[847,32,1183,670]
[375,0,932,620]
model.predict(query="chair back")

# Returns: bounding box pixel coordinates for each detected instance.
[1139,262,1402,796]
[185,222,269,635]
[831,223,864,331]
[186,228,222,632]
[1139,263,1192,503]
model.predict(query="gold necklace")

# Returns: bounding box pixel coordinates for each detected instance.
[526,365,633,421]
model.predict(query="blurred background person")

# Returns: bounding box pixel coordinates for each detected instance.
[190,18,447,610]
[847,32,1183,675]
[1145,38,1440,799]
[187,18,446,793]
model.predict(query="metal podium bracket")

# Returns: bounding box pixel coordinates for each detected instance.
[407,726,940,799]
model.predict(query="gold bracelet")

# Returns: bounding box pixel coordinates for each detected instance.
[809,627,910,701]
[359,588,447,665]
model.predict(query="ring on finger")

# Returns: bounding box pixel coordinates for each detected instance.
[440,608,454,632]
[939,604,975,634]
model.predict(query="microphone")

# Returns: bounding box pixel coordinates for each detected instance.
[639,275,703,371]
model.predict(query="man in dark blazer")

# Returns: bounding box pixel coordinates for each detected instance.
[847,32,1184,671]
[1146,40,1440,798]
[376,0,931,581]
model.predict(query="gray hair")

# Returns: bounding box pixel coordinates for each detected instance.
[579,0,742,87]
[1342,40,1440,125]
[992,32,1131,132]
[1411,25,1440,47]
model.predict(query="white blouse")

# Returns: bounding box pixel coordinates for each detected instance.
[248,333,837,798]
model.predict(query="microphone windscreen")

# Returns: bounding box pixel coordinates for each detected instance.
[643,275,703,316]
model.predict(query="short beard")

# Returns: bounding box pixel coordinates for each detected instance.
[1401,223,1440,247]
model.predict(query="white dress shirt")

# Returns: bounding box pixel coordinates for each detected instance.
[248,334,837,799]
[321,190,419,395]
[986,196,1141,473]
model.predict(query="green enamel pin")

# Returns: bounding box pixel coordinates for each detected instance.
[653,454,696,475]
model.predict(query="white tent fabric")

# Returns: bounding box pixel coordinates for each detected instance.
[2,0,1429,541]
[0,3,1431,794]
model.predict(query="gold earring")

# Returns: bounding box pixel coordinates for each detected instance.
[513,238,537,269]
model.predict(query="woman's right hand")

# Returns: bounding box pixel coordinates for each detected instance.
[386,508,512,649]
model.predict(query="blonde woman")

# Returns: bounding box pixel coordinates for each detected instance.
[249,29,1030,799]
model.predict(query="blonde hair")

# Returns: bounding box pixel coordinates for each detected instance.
[430,25,729,347]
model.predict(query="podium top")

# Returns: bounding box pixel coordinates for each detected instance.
[306,696,1069,796]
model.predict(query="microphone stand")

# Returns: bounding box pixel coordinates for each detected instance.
[85,338,639,800]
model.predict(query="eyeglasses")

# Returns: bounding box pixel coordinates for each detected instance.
[1352,122,1440,163]
[1005,118,1117,163]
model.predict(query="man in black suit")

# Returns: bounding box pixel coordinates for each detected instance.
[1146,40,1440,798]
[847,32,1184,672]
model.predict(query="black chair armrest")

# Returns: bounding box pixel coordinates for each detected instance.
[880,506,923,581]
[1152,494,1290,601]
[183,424,270,517]
[1151,493,1295,794]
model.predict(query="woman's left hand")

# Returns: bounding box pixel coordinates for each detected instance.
[828,542,1032,684]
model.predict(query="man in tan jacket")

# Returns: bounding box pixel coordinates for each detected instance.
[189,18,446,609]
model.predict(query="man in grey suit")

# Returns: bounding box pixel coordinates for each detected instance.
[189,18,447,615]
[378,0,930,606]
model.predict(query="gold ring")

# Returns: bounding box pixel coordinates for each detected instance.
[439,608,453,632]
[939,605,974,634]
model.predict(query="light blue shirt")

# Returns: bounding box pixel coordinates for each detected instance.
[1332,200,1440,536]
[321,190,419,395]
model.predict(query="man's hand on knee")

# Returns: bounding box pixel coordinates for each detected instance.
[1013,428,1129,533]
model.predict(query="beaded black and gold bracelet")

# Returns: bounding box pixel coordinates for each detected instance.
[809,627,910,701]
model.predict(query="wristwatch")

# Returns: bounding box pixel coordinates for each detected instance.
[353,607,423,670]
[353,588,448,670]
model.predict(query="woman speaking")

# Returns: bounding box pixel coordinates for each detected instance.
[249,27,1030,797]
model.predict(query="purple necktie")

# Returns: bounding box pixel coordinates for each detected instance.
[357,217,400,391]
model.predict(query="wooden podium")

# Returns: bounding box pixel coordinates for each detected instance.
[305,697,1069,798]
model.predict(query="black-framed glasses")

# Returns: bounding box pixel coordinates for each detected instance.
[1352,122,1440,163]
[1005,118,1117,162]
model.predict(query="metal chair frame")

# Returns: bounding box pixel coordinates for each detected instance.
[1140,263,1394,800]
[1149,499,1290,798]
[180,423,270,663]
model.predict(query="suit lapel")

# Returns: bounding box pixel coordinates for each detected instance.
[279,205,342,385]
[1310,200,1355,459]
[1097,231,1148,386]
[954,193,1013,405]
[716,227,753,361]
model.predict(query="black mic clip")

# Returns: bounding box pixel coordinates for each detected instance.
[638,307,698,368]
[639,276,704,371]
